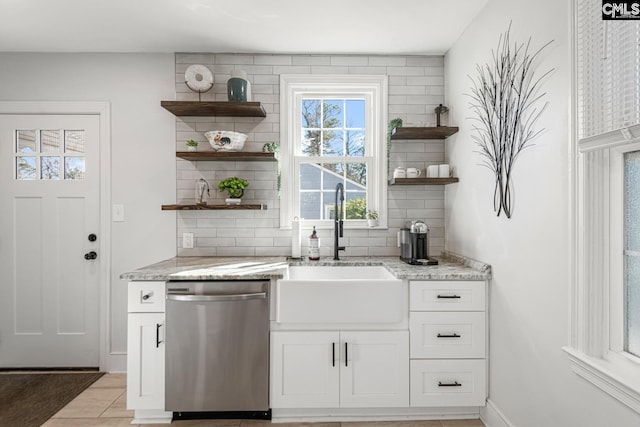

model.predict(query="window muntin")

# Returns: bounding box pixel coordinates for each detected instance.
[14,129,85,180]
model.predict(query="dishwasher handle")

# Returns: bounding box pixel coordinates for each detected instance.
[167,292,267,302]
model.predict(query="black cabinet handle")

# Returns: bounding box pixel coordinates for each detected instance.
[142,293,151,301]
[84,251,97,260]
[156,323,163,348]
[438,381,462,387]
[344,342,348,367]
[437,333,461,338]
[332,343,335,367]
[437,294,461,299]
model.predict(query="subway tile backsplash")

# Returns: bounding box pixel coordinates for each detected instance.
[173,53,446,257]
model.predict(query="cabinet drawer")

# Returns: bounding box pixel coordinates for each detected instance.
[410,359,486,407]
[410,312,485,359]
[128,282,166,313]
[410,281,485,311]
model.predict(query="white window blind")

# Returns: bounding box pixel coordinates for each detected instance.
[577,0,640,139]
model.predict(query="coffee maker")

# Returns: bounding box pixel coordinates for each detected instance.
[400,220,438,265]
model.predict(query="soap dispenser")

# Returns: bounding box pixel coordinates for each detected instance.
[308,226,320,261]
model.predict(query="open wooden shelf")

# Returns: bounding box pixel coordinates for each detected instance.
[391,126,459,140]
[161,101,267,117]
[176,151,276,161]
[162,204,267,211]
[390,177,459,185]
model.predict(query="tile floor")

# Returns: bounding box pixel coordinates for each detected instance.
[42,374,485,427]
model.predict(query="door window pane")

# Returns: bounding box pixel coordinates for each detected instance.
[16,157,36,180]
[64,157,85,180]
[41,157,60,180]
[40,130,61,153]
[64,130,85,154]
[624,150,640,356]
[16,130,36,153]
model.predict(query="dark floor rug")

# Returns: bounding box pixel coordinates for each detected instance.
[0,372,104,427]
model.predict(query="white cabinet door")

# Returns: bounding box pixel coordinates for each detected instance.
[127,312,166,410]
[271,331,340,408]
[340,331,409,408]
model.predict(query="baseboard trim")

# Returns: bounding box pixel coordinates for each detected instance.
[481,399,513,427]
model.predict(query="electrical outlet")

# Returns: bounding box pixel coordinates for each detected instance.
[182,232,194,249]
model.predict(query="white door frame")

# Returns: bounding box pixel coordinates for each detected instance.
[0,101,111,371]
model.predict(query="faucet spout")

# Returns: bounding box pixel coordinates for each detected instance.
[334,183,345,260]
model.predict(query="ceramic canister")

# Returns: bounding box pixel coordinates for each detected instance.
[227,70,252,102]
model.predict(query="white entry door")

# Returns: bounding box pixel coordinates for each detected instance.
[0,114,100,368]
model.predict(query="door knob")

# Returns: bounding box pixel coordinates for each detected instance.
[84,251,97,260]
[88,234,97,242]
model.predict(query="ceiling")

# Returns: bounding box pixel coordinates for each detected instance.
[0,0,488,55]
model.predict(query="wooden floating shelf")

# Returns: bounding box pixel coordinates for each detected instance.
[176,151,276,161]
[161,101,267,117]
[391,177,459,185]
[391,126,459,140]
[162,204,267,211]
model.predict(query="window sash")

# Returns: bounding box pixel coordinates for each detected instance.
[279,74,388,230]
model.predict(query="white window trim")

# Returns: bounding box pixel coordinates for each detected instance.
[566,1,640,412]
[567,110,640,414]
[279,74,388,230]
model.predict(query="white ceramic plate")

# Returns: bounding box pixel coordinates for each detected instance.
[184,64,213,92]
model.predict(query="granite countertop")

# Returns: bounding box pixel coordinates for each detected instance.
[120,251,491,282]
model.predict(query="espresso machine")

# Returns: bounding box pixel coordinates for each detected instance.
[400,220,438,265]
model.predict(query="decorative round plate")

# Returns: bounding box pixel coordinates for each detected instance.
[184,64,213,93]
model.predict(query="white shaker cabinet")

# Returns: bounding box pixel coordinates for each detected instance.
[339,331,409,408]
[271,330,409,409]
[126,281,171,424]
[409,280,488,407]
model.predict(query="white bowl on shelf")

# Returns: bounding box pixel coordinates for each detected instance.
[204,130,248,151]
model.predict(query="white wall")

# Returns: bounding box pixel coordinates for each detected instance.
[0,53,176,371]
[445,1,640,426]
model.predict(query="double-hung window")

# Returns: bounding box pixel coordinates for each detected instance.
[280,75,388,229]
[566,0,640,413]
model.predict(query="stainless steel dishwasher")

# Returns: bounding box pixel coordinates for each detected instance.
[165,280,270,419]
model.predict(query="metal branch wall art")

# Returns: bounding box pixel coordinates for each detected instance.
[467,25,553,218]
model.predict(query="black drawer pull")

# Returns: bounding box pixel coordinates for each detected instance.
[437,333,461,338]
[437,294,461,299]
[438,381,462,387]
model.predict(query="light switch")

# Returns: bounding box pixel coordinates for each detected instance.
[112,204,125,222]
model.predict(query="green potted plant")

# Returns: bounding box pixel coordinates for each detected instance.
[217,176,249,204]
[262,141,279,153]
[366,210,379,227]
[185,139,199,152]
